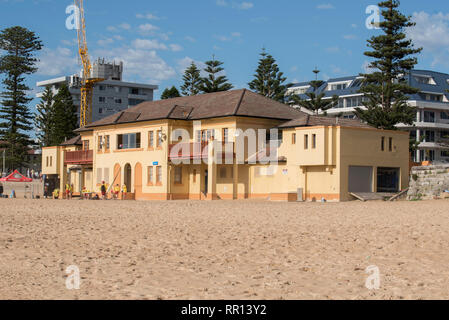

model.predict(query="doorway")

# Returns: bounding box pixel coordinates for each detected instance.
[124,163,132,192]
[377,167,400,193]
[204,170,208,195]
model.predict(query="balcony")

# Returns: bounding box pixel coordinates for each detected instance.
[65,150,93,165]
[168,142,234,161]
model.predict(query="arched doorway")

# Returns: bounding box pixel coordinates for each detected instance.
[124,163,132,192]
[134,163,142,199]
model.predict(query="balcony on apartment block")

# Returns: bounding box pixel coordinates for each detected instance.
[64,150,93,165]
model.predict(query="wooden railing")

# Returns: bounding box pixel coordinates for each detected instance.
[65,150,93,164]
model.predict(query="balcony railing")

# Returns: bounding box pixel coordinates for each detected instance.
[168,142,234,161]
[65,150,93,165]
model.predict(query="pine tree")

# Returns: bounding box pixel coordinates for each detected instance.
[199,57,233,93]
[289,70,339,115]
[248,49,287,103]
[35,86,54,147]
[355,0,422,130]
[161,86,181,100]
[50,84,77,145]
[0,26,42,170]
[181,62,202,96]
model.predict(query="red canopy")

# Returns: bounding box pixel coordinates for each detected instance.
[0,170,33,182]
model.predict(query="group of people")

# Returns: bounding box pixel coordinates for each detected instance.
[49,182,128,200]
[100,182,127,200]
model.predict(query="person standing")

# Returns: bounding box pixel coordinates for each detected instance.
[101,181,107,200]
[121,184,127,200]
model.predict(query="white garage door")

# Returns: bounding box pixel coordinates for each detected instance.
[348,166,373,193]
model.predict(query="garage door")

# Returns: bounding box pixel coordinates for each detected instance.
[348,166,373,193]
[377,167,400,193]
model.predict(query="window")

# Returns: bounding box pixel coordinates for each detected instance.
[149,131,154,148]
[424,111,435,123]
[114,87,121,93]
[381,137,385,151]
[46,156,49,167]
[441,112,449,120]
[220,167,227,179]
[174,167,182,184]
[98,136,103,151]
[193,169,197,183]
[129,99,145,106]
[50,156,52,166]
[441,151,449,158]
[99,85,106,91]
[117,133,141,150]
[389,137,393,152]
[98,108,103,114]
[413,75,436,85]
[292,133,296,145]
[328,83,348,91]
[195,130,202,143]
[147,167,153,184]
[157,130,163,147]
[312,134,316,149]
[104,168,110,184]
[156,166,162,184]
[83,140,89,150]
[105,136,110,150]
[425,131,435,142]
[440,131,449,139]
[97,168,103,184]
[115,98,122,104]
[304,134,309,149]
[99,97,106,103]
[223,128,229,143]
[130,88,139,95]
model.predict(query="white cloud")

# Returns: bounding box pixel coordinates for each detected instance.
[169,44,183,52]
[97,38,114,46]
[185,36,196,43]
[36,47,78,76]
[407,11,449,66]
[216,0,254,10]
[132,39,168,50]
[95,46,176,82]
[136,13,160,20]
[177,57,207,77]
[317,3,335,10]
[138,23,159,34]
[343,34,357,40]
[119,23,131,30]
[214,32,242,42]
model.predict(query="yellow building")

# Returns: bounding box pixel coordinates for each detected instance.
[42,89,410,202]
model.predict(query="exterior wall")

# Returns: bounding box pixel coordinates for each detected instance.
[338,127,410,201]
[42,147,61,175]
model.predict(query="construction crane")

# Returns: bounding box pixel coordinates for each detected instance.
[75,0,103,127]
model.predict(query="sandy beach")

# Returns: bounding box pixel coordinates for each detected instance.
[1,198,449,300]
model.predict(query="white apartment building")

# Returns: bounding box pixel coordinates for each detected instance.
[288,70,449,163]
[36,59,158,123]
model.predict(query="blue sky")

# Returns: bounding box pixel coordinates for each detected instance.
[1,0,449,103]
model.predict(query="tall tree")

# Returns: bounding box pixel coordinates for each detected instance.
[199,57,233,93]
[34,86,54,147]
[0,26,42,170]
[181,62,202,96]
[248,49,287,103]
[355,0,422,130]
[161,86,181,100]
[289,69,339,115]
[50,84,77,145]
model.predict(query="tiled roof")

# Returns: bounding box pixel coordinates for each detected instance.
[60,135,82,146]
[278,114,373,129]
[83,89,305,128]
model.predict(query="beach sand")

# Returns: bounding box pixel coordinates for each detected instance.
[1,198,449,300]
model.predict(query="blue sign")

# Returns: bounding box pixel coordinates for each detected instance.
[153,162,159,166]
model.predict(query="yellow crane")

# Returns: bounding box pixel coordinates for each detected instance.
[75,0,103,127]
